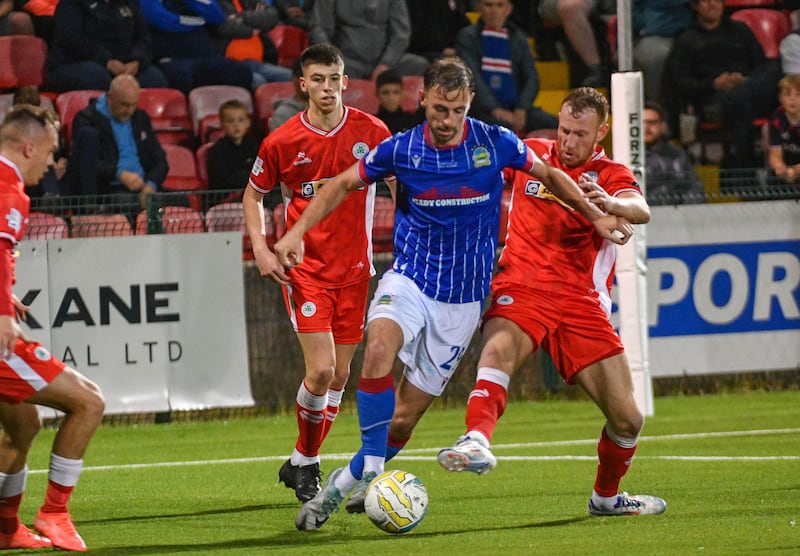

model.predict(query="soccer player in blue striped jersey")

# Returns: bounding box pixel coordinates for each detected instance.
[275,56,633,531]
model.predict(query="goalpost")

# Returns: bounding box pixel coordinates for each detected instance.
[610,0,654,416]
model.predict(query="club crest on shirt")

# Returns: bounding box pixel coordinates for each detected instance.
[584,171,599,182]
[496,295,514,305]
[5,208,22,234]
[33,346,51,361]
[301,302,317,317]
[472,146,491,168]
[352,142,369,159]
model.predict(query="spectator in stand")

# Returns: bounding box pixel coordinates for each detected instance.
[65,75,167,215]
[308,0,429,80]
[766,74,800,186]
[215,0,293,89]
[0,0,33,35]
[206,99,261,208]
[456,0,557,134]
[374,69,422,133]
[631,0,692,105]
[538,0,608,87]
[644,101,704,205]
[406,0,471,63]
[781,30,800,77]
[46,0,168,93]
[13,0,52,41]
[663,0,781,169]
[270,58,308,131]
[11,86,66,199]
[141,0,252,95]
[274,0,313,29]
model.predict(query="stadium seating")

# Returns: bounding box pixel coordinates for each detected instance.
[195,142,212,189]
[162,144,203,210]
[372,196,394,253]
[344,79,379,114]
[70,214,133,237]
[253,81,296,132]
[730,8,790,59]
[725,0,778,7]
[138,88,193,146]
[534,89,568,118]
[55,89,104,147]
[0,35,47,90]
[24,212,68,240]
[188,85,253,144]
[136,206,205,235]
[401,75,423,113]
[268,25,309,68]
[0,93,54,123]
[205,201,276,256]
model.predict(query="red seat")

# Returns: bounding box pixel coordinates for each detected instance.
[607,14,618,60]
[55,89,104,148]
[24,212,68,240]
[205,201,275,257]
[731,8,790,59]
[136,206,205,234]
[725,0,777,7]
[268,25,309,68]
[343,79,379,114]
[162,144,203,210]
[372,196,394,253]
[70,214,133,237]
[0,35,47,90]
[253,81,296,132]
[188,85,253,143]
[195,142,213,189]
[138,88,193,146]
[401,75,423,113]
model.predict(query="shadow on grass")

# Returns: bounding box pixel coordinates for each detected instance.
[80,503,296,526]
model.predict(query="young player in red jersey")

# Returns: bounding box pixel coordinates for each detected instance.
[439,87,667,516]
[0,105,105,551]
[243,43,392,503]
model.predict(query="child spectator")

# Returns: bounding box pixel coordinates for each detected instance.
[374,69,421,134]
[766,74,800,185]
[206,99,262,208]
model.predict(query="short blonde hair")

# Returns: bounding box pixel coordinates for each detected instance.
[778,74,800,95]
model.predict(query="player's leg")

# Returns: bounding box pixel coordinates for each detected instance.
[0,403,51,549]
[25,365,104,552]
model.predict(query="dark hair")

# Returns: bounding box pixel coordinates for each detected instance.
[12,86,41,107]
[644,100,666,121]
[561,87,609,122]
[291,57,303,78]
[376,68,403,91]
[300,43,345,70]
[218,99,249,119]
[423,56,475,96]
[0,104,59,145]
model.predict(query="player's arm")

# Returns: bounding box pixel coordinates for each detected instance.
[579,175,651,224]
[529,160,632,245]
[243,186,290,285]
[274,163,362,267]
[0,238,29,359]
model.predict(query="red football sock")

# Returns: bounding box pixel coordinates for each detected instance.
[593,427,638,497]
[295,381,328,458]
[464,370,509,443]
[0,493,22,534]
[320,388,344,442]
[40,481,73,514]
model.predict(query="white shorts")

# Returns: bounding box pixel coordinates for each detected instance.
[367,271,482,396]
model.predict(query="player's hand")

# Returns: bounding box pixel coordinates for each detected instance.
[274,232,304,270]
[593,214,633,245]
[579,173,615,212]
[11,294,29,322]
[255,245,292,285]
[0,314,31,360]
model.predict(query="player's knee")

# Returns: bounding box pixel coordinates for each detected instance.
[305,364,335,389]
[610,411,644,439]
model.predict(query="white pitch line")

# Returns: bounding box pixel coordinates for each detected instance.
[24,427,800,474]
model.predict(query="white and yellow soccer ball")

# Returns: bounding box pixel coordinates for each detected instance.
[363,470,428,534]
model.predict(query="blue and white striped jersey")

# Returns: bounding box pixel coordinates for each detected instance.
[357,117,535,303]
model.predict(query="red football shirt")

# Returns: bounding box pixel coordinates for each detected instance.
[249,107,391,287]
[0,156,30,316]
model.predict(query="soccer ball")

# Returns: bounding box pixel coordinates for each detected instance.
[363,470,428,534]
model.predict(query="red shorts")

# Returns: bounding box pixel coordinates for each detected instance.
[0,339,67,403]
[283,279,370,344]
[483,281,624,384]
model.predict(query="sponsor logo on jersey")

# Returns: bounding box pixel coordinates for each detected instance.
[412,186,490,208]
[523,179,571,209]
[377,294,392,305]
[472,146,491,168]
[251,156,264,176]
[300,178,329,197]
[352,142,369,159]
[293,152,312,166]
[496,295,514,305]
[5,208,22,235]
[33,346,51,361]
[301,302,317,317]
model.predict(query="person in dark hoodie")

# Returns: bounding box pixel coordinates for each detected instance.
[140,0,252,94]
[46,0,168,92]
[66,74,168,213]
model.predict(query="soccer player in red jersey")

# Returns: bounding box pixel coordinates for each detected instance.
[0,105,105,551]
[439,87,667,516]
[243,43,392,503]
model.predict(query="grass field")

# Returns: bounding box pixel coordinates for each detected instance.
[11,390,800,555]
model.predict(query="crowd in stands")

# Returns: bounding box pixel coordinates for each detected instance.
[2,0,799,242]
